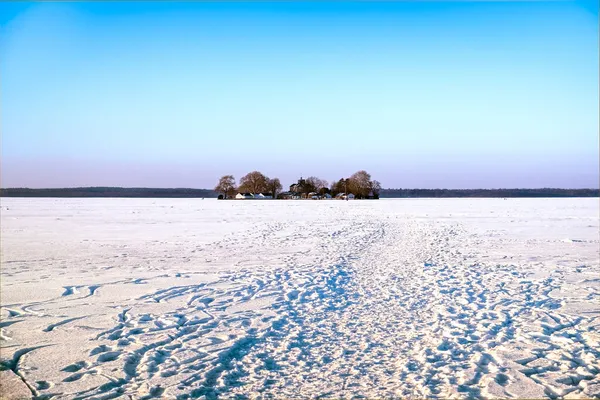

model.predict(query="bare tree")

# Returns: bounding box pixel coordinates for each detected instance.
[331,178,347,196]
[238,171,268,194]
[266,177,283,199]
[370,180,381,198]
[301,180,316,197]
[306,177,328,193]
[214,175,237,199]
[349,170,372,198]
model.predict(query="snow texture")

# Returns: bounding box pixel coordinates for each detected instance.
[1,198,599,399]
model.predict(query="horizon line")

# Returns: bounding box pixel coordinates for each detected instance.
[1,186,598,191]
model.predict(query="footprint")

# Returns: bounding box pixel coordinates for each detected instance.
[62,361,88,373]
[36,381,52,390]
[496,373,510,386]
[139,314,153,322]
[149,385,165,397]
[62,286,80,296]
[5,309,22,317]
[90,345,112,356]
[199,298,214,306]
[63,372,85,382]
[98,351,121,363]
[108,329,123,340]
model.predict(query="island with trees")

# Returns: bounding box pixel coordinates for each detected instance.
[0,185,597,199]
[214,170,381,200]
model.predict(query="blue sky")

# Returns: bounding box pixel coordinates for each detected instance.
[1,1,598,189]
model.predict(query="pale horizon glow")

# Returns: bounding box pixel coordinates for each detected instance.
[1,1,598,189]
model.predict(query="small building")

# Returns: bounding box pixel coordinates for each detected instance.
[335,193,354,200]
[236,193,254,199]
[255,193,273,199]
[278,192,294,200]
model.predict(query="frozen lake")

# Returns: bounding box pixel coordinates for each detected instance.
[1,198,599,399]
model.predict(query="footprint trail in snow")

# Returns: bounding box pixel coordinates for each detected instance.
[1,198,598,399]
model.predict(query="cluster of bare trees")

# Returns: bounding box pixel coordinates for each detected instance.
[290,176,330,197]
[214,171,282,199]
[331,170,381,199]
[216,170,381,199]
[289,172,380,198]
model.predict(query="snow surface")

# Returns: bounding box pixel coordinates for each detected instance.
[1,198,599,399]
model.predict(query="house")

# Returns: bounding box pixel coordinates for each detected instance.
[335,193,355,200]
[277,191,294,200]
[255,193,273,199]
[289,177,306,196]
[236,193,254,199]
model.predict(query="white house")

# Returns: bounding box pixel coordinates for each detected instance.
[236,193,254,199]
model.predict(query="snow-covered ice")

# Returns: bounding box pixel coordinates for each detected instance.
[1,198,599,399]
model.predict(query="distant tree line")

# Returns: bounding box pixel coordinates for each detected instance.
[1,187,597,199]
[0,187,216,198]
[379,188,600,198]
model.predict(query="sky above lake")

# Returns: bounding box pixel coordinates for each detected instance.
[1,1,598,189]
